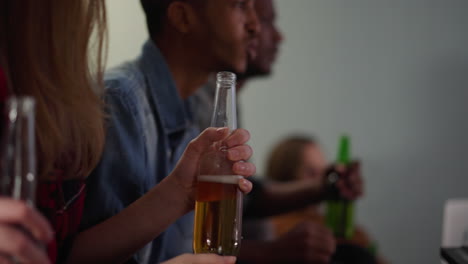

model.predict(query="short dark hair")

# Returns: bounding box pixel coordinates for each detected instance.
[140,0,174,36]
[140,0,204,37]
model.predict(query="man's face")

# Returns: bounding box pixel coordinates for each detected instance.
[191,0,260,73]
[246,0,283,76]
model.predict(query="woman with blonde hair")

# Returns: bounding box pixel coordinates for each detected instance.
[0,0,106,262]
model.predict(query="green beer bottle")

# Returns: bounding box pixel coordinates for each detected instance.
[325,135,355,239]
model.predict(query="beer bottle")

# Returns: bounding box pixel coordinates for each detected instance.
[325,135,355,239]
[193,72,243,256]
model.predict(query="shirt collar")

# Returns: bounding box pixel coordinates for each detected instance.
[137,40,193,135]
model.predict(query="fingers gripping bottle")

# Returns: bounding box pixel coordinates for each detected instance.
[193,72,243,256]
[325,135,355,239]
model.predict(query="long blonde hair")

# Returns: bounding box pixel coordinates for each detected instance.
[0,0,107,180]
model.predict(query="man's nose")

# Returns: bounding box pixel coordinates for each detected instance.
[274,26,284,43]
[246,6,261,37]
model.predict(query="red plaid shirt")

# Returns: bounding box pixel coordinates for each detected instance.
[36,174,86,263]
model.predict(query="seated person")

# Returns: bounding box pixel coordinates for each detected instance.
[266,135,387,264]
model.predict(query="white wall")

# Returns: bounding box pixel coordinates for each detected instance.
[106,1,146,67]
[106,1,468,263]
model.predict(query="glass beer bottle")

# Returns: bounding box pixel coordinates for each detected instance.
[325,135,355,239]
[193,72,243,256]
[0,97,42,249]
[0,97,37,206]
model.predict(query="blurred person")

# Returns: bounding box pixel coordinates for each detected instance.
[73,0,259,263]
[268,136,386,264]
[193,0,365,263]
[194,0,361,221]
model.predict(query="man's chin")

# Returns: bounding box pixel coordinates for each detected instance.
[229,61,248,76]
[242,64,272,79]
[214,62,247,77]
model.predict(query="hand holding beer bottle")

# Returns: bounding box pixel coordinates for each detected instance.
[325,136,363,239]
[193,72,248,256]
[168,127,254,205]
[332,161,363,201]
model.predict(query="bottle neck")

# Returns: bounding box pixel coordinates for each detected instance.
[211,80,237,131]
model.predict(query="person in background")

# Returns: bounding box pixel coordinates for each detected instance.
[192,0,365,263]
[267,135,387,264]
[73,0,258,263]
[0,0,106,262]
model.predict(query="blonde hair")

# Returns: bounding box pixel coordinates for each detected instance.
[266,136,316,182]
[0,0,107,180]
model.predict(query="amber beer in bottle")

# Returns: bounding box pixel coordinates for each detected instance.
[193,72,243,256]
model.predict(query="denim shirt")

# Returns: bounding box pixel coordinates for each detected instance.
[81,40,199,263]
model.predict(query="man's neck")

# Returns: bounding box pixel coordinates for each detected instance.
[154,36,210,100]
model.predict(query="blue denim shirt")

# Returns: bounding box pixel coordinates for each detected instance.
[81,40,199,263]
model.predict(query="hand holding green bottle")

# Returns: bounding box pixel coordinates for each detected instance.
[325,135,363,239]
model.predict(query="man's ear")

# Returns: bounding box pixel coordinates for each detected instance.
[167,1,198,34]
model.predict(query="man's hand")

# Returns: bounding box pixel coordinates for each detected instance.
[168,127,255,210]
[329,161,363,200]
